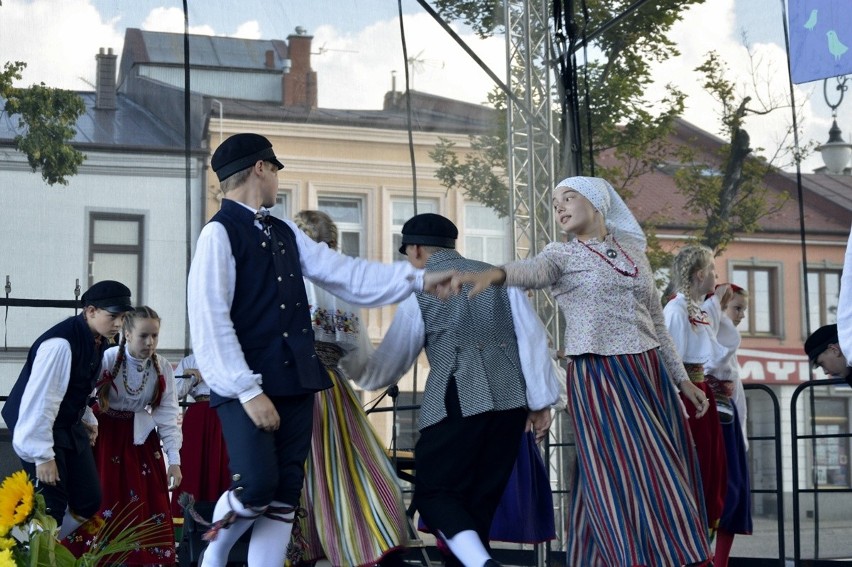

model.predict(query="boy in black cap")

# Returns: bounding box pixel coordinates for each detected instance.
[1,280,132,537]
[805,324,852,386]
[188,134,452,567]
[361,213,558,567]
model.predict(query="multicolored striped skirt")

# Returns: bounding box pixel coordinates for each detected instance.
[565,350,711,567]
[295,366,408,566]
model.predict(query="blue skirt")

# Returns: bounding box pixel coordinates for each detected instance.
[719,405,753,534]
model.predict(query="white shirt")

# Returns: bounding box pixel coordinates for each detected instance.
[12,338,76,465]
[837,224,852,367]
[187,201,426,403]
[359,287,561,411]
[99,346,183,465]
[664,293,719,366]
[174,353,211,399]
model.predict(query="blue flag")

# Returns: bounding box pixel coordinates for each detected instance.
[788,0,852,84]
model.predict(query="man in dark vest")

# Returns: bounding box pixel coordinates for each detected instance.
[188,133,452,567]
[360,213,559,567]
[1,280,132,537]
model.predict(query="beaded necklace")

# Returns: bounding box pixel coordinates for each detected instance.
[577,236,638,277]
[122,358,150,396]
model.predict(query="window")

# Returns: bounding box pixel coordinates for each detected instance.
[269,192,290,221]
[391,199,439,258]
[731,265,779,336]
[89,213,144,303]
[464,203,511,264]
[806,268,841,329]
[318,196,364,257]
[812,398,850,488]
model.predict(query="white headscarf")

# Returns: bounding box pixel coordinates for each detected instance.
[554,176,647,250]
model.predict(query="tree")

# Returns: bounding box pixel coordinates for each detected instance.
[1,61,86,186]
[672,49,802,255]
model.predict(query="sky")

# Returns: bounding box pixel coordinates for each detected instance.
[0,0,846,173]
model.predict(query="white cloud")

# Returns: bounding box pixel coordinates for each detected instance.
[0,0,123,90]
[233,21,263,40]
[311,13,505,109]
[648,0,826,172]
[141,7,215,36]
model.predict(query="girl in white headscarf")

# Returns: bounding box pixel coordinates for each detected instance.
[452,177,713,567]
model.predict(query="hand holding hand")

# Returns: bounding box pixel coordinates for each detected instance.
[422,270,458,300]
[451,267,506,299]
[679,380,710,418]
[242,393,280,432]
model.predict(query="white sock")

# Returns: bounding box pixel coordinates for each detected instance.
[200,491,263,567]
[246,500,296,567]
[444,529,491,567]
[57,508,85,540]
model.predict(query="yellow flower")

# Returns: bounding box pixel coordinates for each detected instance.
[0,471,34,528]
[0,537,13,551]
[0,548,14,567]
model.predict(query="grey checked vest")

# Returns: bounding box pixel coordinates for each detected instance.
[416,249,527,429]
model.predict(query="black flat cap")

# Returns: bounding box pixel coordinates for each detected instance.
[398,213,458,255]
[212,133,285,182]
[81,280,133,313]
[805,324,839,363]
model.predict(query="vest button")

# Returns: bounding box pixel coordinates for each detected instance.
[280,304,286,310]
[277,276,282,282]
[232,473,241,482]
[302,328,308,334]
[283,332,289,338]
[261,242,267,248]
[311,354,316,359]
[296,302,301,307]
[290,273,295,278]
[284,361,290,366]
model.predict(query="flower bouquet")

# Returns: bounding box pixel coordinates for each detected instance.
[0,471,170,566]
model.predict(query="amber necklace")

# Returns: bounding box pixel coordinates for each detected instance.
[122,357,150,396]
[577,236,638,277]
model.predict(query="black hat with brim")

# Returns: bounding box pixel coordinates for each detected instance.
[804,323,839,364]
[212,133,285,182]
[81,280,133,313]
[398,213,458,255]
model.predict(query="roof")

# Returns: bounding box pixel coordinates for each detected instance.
[616,118,852,237]
[0,92,192,152]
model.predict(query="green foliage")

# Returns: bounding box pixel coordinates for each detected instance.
[1,61,86,186]
[673,51,789,255]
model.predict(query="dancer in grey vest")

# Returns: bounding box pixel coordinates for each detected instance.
[360,213,558,567]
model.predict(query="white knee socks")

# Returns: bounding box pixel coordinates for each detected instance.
[57,508,86,541]
[444,529,492,567]
[200,491,263,567]
[246,500,296,566]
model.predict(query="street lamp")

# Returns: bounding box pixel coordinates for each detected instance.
[817,76,852,174]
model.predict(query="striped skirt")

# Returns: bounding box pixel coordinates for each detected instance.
[566,350,711,567]
[295,366,409,566]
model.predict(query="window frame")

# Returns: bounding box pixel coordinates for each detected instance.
[88,212,145,302]
[728,260,783,338]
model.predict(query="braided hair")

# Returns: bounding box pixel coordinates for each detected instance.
[294,210,338,249]
[670,245,714,324]
[96,306,166,410]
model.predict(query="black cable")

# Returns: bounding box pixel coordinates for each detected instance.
[579,0,594,175]
[779,0,818,560]
[182,0,193,359]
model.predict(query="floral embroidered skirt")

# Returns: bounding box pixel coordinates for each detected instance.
[565,350,712,567]
[169,400,230,518]
[65,410,176,565]
[293,366,409,567]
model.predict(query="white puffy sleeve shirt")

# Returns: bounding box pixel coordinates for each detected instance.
[187,203,426,404]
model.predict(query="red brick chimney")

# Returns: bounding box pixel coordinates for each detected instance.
[282,26,317,109]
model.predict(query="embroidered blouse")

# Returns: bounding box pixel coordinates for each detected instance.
[664,293,719,367]
[502,236,689,384]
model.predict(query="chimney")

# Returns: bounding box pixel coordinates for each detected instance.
[95,47,117,110]
[282,27,318,109]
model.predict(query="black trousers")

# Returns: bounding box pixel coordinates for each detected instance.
[20,423,101,524]
[414,379,527,545]
[216,393,314,507]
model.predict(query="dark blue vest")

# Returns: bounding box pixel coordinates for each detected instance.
[2,314,106,436]
[208,200,329,406]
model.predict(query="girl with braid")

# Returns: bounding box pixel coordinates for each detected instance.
[66,306,183,565]
[663,245,728,543]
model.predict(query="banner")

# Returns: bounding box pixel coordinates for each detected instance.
[788,0,852,84]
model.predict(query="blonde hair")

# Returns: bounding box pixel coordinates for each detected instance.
[670,245,714,322]
[294,210,339,249]
[97,306,165,411]
[220,167,252,194]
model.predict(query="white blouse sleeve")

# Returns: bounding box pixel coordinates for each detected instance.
[151,356,182,465]
[12,338,73,465]
[507,288,560,410]
[358,295,425,391]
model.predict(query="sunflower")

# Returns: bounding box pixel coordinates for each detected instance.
[0,548,13,567]
[0,537,14,551]
[0,471,34,528]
